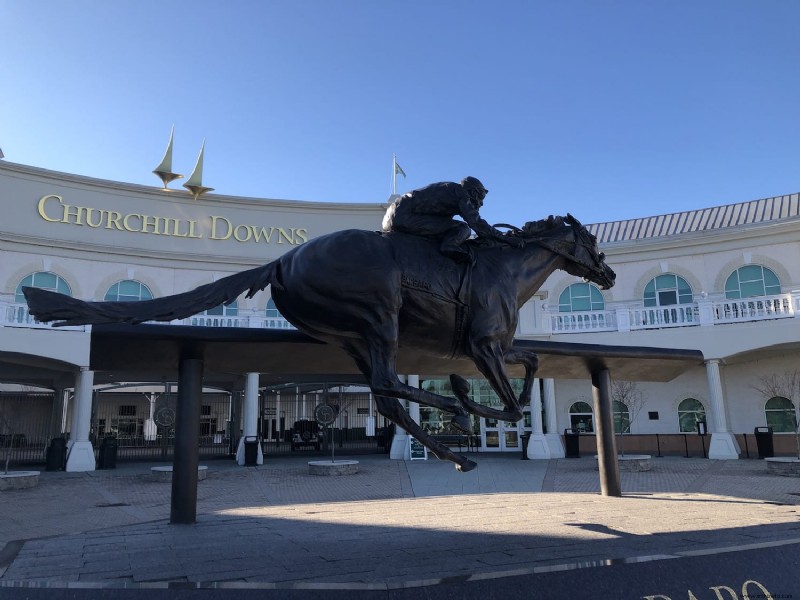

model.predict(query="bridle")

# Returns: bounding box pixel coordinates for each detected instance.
[494,219,608,282]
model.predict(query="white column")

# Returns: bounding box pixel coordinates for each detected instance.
[66,368,96,472]
[543,378,565,458]
[528,379,551,459]
[407,374,420,424]
[390,375,409,459]
[705,359,740,459]
[236,372,263,465]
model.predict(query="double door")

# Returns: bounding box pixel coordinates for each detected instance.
[481,416,524,451]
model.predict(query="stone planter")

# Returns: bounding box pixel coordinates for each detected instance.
[308,460,359,476]
[150,465,208,482]
[595,454,653,472]
[0,471,40,491]
[765,457,800,477]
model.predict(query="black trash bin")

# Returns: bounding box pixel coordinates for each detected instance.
[45,437,67,471]
[564,428,581,458]
[243,436,259,466]
[520,432,531,460]
[754,426,774,459]
[97,436,118,469]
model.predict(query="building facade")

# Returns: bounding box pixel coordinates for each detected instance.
[1,161,798,469]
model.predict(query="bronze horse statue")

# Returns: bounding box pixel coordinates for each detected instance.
[24,214,615,472]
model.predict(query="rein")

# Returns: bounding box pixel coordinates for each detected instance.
[503,224,604,280]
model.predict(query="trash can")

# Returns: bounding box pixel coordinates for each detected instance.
[520,432,531,460]
[45,437,67,471]
[564,428,581,458]
[97,436,118,469]
[754,426,774,459]
[243,436,259,466]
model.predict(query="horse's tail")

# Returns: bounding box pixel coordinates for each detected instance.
[22,261,279,327]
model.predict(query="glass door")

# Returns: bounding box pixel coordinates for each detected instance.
[481,417,522,451]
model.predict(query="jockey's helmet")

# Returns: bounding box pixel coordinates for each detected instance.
[461,176,488,203]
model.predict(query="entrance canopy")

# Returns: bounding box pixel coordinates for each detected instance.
[88,324,704,387]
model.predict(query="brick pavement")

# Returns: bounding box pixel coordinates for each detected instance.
[1,454,799,586]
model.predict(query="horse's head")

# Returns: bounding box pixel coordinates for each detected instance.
[508,214,616,290]
[560,214,616,290]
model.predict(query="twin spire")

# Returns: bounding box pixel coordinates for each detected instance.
[152,127,214,200]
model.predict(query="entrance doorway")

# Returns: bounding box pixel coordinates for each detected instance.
[480,410,531,451]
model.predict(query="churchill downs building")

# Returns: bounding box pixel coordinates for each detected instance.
[1,160,799,471]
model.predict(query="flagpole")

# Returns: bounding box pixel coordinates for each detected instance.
[392,154,397,195]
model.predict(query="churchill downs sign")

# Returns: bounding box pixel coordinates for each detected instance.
[36,194,309,245]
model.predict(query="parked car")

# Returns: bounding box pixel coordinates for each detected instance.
[291,420,321,451]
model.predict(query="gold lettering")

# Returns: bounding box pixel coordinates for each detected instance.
[249,226,275,243]
[188,220,202,238]
[37,195,62,222]
[687,592,701,600]
[277,227,293,244]
[123,213,143,232]
[642,596,672,600]
[141,215,161,234]
[710,585,738,600]
[233,224,253,242]
[741,580,773,600]
[210,215,232,240]
[85,208,104,228]
[105,211,123,231]
[295,228,308,244]
[61,203,85,225]
[162,217,187,238]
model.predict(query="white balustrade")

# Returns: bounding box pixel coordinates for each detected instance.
[628,305,697,330]
[549,310,617,333]
[713,293,793,324]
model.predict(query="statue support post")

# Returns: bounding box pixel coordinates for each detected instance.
[591,368,621,497]
[171,349,203,524]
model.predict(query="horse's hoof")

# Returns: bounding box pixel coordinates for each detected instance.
[456,459,477,472]
[451,414,473,434]
[449,374,471,397]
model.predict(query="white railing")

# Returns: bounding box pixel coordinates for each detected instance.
[5,292,798,337]
[0,301,295,331]
[1,301,89,331]
[713,295,793,324]
[549,310,617,333]
[542,292,798,335]
[183,315,248,328]
[628,305,697,330]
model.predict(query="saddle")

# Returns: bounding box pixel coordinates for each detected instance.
[384,232,472,358]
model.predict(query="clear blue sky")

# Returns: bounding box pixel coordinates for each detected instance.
[2,1,799,226]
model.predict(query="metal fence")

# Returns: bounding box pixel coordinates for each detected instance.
[0,392,57,466]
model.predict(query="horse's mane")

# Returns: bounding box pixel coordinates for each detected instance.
[471,215,572,248]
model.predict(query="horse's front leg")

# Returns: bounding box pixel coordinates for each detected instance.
[453,342,535,422]
[374,396,477,472]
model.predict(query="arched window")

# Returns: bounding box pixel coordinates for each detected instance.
[725,265,781,299]
[15,272,72,303]
[104,280,153,302]
[613,401,631,434]
[765,397,798,433]
[643,274,693,307]
[569,401,594,433]
[677,398,706,433]
[558,283,605,312]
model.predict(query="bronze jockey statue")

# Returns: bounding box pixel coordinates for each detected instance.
[382,176,522,263]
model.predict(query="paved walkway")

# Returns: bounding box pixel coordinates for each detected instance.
[1,453,799,588]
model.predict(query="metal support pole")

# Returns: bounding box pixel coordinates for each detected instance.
[171,353,203,524]
[591,368,621,497]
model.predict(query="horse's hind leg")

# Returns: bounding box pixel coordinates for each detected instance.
[374,396,476,472]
